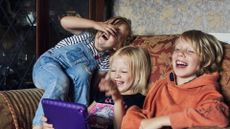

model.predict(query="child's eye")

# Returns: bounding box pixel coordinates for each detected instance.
[174,48,180,52]
[121,71,128,73]
[110,69,116,72]
[187,50,195,54]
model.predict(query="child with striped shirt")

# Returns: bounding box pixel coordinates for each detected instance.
[32,16,132,129]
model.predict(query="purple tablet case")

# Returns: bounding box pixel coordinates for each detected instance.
[42,98,90,129]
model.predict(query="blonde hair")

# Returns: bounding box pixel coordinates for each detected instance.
[104,16,132,48]
[109,46,152,95]
[178,30,223,75]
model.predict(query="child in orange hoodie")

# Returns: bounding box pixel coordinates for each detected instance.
[121,30,229,129]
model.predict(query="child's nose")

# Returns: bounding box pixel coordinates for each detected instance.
[115,72,121,78]
[177,50,186,57]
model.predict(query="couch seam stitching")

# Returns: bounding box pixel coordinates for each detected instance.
[0,92,19,129]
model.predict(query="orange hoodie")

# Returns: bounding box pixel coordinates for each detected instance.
[121,72,229,129]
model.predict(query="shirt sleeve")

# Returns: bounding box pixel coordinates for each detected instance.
[121,106,147,129]
[169,97,229,129]
[121,81,163,129]
[54,31,94,49]
[98,54,110,72]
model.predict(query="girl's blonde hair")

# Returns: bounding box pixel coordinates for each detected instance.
[109,46,152,95]
[179,30,224,75]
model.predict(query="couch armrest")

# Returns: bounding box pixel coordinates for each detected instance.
[0,88,43,129]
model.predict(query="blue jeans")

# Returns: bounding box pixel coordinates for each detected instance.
[32,43,97,126]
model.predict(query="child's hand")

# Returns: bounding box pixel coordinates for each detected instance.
[139,116,170,129]
[99,77,122,102]
[94,22,118,38]
[42,116,54,129]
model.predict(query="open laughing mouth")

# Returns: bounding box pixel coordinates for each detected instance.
[176,60,188,68]
[115,80,124,87]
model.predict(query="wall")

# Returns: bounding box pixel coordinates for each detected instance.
[113,0,230,35]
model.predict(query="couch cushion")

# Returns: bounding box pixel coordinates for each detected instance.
[0,88,43,129]
[220,43,230,105]
[130,35,178,85]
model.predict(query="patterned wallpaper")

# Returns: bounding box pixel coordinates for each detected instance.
[113,0,230,35]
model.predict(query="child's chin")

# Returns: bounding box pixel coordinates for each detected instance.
[174,71,187,77]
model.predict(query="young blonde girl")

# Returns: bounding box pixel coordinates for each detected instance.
[96,46,152,129]
[121,30,229,129]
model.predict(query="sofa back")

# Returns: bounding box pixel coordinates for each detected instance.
[131,35,230,105]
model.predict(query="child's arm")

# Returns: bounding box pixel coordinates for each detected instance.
[139,116,171,129]
[99,78,125,129]
[113,99,125,129]
[168,99,229,129]
[90,71,107,100]
[60,16,118,36]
